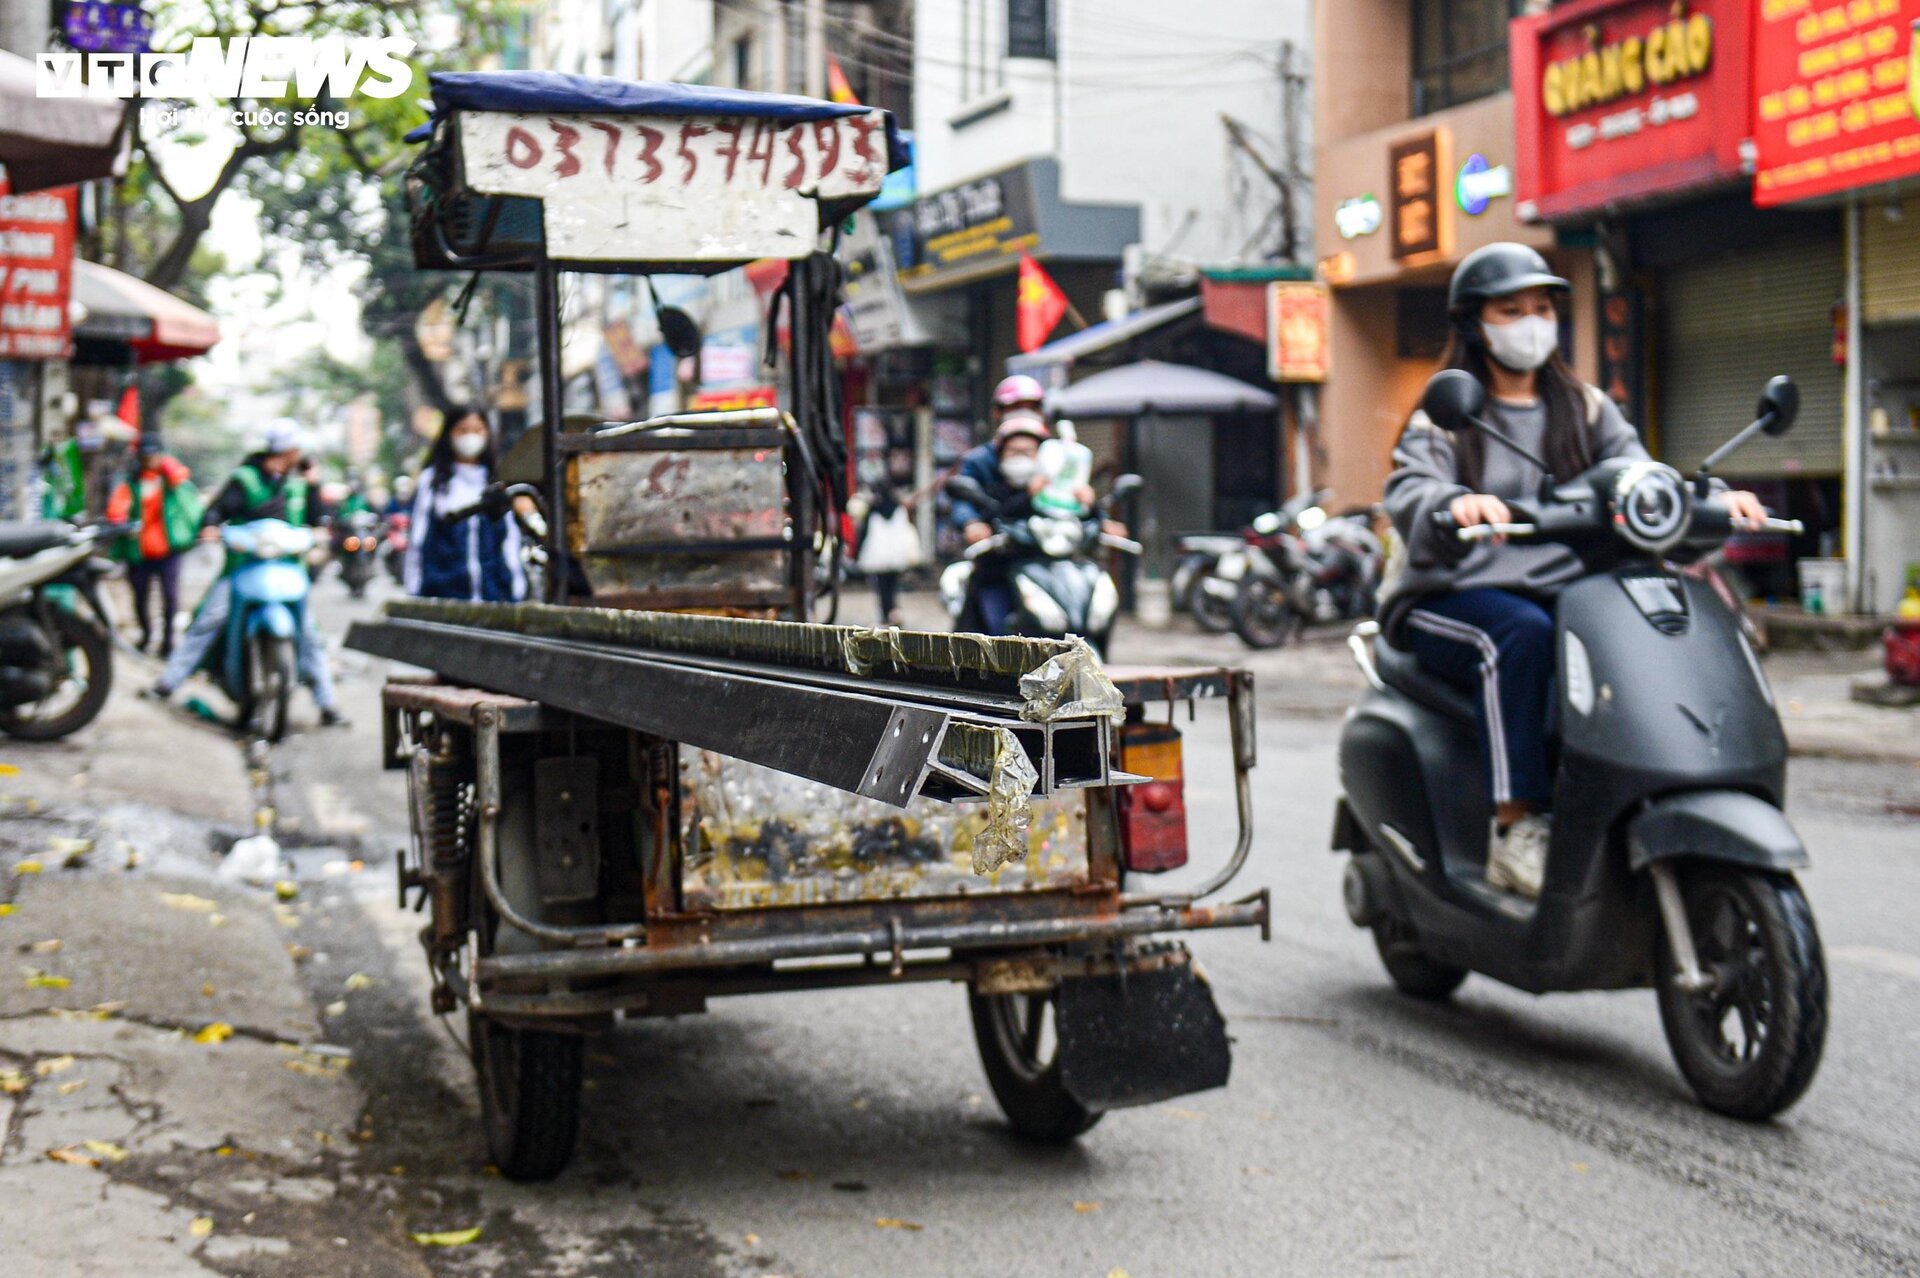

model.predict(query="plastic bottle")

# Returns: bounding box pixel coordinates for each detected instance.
[1033,420,1092,516]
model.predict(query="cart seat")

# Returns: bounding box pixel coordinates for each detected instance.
[0,523,75,560]
[1373,637,1476,726]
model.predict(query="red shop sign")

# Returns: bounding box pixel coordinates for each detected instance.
[0,180,77,361]
[1753,0,1920,207]
[1511,0,1753,221]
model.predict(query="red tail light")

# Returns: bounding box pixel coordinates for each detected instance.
[1118,723,1187,872]
[343,536,361,551]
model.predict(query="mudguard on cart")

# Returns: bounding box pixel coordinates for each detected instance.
[1057,950,1231,1110]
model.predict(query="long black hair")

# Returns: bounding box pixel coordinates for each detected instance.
[424,404,496,492]
[1425,325,1595,492]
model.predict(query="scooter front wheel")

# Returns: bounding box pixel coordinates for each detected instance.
[1656,866,1827,1120]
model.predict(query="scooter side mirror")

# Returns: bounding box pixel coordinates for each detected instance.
[1107,473,1143,502]
[944,475,992,511]
[1419,369,1487,433]
[1758,375,1798,436]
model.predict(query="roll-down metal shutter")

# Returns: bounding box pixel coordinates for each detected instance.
[1656,235,1844,477]
[1863,205,1920,325]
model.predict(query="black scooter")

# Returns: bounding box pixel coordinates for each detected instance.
[1332,370,1826,1120]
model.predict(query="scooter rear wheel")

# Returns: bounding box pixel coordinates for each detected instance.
[0,607,112,742]
[1232,578,1307,649]
[1656,866,1826,1120]
[1372,919,1468,1001]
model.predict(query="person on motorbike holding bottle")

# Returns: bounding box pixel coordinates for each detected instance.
[146,419,346,726]
[950,394,1050,635]
[1381,243,1766,898]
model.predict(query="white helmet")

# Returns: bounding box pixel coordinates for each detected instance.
[261,417,306,456]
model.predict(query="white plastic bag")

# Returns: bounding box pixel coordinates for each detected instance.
[856,505,923,574]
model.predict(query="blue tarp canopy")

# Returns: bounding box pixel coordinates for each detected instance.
[407,71,908,173]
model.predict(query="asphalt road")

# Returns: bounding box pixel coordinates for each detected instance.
[271,573,1920,1277]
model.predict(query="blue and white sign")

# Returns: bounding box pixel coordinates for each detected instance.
[1455,154,1512,217]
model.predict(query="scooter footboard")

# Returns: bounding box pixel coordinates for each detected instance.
[1056,947,1231,1111]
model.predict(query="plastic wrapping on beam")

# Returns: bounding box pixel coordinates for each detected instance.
[380,599,1123,724]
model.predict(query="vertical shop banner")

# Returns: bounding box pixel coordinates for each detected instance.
[1267,282,1331,382]
[0,183,78,360]
[1510,0,1751,221]
[1753,0,1920,206]
[1388,131,1451,261]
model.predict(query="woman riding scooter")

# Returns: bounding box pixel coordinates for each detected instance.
[1383,243,1767,898]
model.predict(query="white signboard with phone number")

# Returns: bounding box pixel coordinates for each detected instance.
[459,110,890,262]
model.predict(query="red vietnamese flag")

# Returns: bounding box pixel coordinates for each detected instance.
[826,54,860,106]
[1016,252,1068,353]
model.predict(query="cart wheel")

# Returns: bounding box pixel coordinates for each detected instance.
[469,1009,583,1181]
[969,989,1102,1142]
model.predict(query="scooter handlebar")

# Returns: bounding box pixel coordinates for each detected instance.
[1098,533,1144,554]
[1456,522,1537,543]
[963,534,1008,560]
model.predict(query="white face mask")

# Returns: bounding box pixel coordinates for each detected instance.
[1483,313,1559,372]
[1000,454,1036,486]
[451,432,488,461]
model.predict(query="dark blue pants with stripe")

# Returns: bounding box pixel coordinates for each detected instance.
[1405,588,1556,807]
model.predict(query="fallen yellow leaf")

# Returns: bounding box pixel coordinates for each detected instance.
[34,1055,75,1077]
[343,972,377,992]
[160,892,217,913]
[193,1022,234,1045]
[29,938,60,953]
[189,1217,214,1238]
[0,1069,26,1094]
[24,970,70,990]
[410,1226,482,1247]
[13,860,43,875]
[744,1232,760,1246]
[873,1218,923,1232]
[274,880,298,901]
[1073,1201,1099,1214]
[207,913,227,929]
[201,983,215,998]
[1108,1270,1131,1278]
[0,903,15,916]
[56,1079,86,1096]
[46,1146,100,1169]
[0,763,18,776]
[82,1140,128,1163]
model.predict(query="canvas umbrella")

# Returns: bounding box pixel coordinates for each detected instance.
[0,50,128,193]
[1048,360,1278,417]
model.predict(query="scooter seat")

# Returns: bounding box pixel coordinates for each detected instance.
[0,522,75,560]
[1372,637,1477,726]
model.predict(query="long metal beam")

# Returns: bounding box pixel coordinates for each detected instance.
[347,616,1123,806]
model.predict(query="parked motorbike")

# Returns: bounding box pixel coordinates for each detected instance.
[1170,532,1246,633]
[939,474,1142,654]
[1332,370,1826,1119]
[1228,488,1332,649]
[210,519,316,742]
[383,512,410,584]
[0,521,119,740]
[333,510,382,599]
[1299,505,1385,620]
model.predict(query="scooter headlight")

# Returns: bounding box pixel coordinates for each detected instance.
[1611,462,1691,554]
[1089,573,1120,634]
[1015,575,1070,633]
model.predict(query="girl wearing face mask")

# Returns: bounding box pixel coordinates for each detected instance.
[1381,243,1766,899]
[404,405,527,602]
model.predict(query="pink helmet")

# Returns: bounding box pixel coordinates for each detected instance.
[993,374,1046,410]
[993,411,1050,448]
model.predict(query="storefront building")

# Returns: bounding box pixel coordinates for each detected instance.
[1313,0,1600,511]
[1512,0,1920,611]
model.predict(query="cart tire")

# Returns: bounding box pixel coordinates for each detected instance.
[969,989,1102,1142]
[470,1010,583,1181]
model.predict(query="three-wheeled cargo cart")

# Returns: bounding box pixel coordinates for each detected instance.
[359,71,1268,1180]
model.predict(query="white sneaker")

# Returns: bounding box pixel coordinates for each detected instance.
[1486,814,1550,900]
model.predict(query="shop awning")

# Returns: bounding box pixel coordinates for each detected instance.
[71,261,221,362]
[1006,297,1201,374]
[0,50,128,193]
[1049,359,1277,418]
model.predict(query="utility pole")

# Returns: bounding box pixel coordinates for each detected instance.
[1220,112,1296,263]
[803,0,827,98]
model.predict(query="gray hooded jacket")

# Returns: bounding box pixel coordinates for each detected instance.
[1379,383,1647,647]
